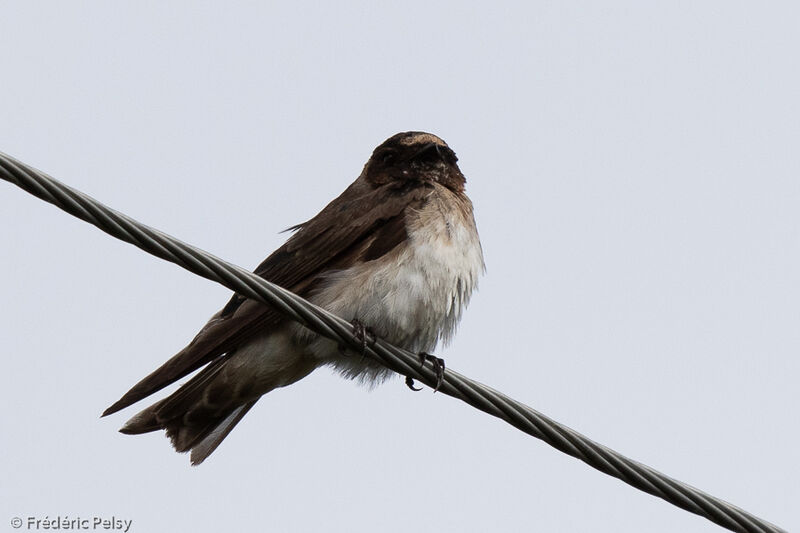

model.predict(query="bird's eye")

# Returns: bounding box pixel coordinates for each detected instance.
[381,151,396,165]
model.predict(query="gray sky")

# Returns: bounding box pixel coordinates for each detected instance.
[1,2,797,532]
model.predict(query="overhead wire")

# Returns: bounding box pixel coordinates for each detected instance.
[0,151,785,533]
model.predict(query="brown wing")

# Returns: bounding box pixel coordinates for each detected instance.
[102,179,430,416]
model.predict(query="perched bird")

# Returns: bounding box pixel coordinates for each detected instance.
[102,131,485,464]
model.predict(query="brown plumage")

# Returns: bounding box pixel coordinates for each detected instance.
[102,131,484,464]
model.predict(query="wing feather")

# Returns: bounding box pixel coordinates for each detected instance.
[102,180,429,416]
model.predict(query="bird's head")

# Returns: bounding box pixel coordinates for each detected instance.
[364,132,465,192]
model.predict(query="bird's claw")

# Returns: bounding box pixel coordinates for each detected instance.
[405,376,423,391]
[406,352,444,392]
[349,319,375,359]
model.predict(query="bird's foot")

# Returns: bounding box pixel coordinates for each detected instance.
[405,376,423,391]
[406,352,445,392]
[349,319,375,359]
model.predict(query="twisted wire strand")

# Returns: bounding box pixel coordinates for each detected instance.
[0,151,785,533]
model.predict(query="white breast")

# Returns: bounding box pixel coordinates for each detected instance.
[303,185,484,383]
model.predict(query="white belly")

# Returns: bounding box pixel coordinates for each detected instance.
[301,186,484,383]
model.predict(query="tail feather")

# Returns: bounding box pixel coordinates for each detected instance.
[117,357,257,464]
[118,398,168,435]
[188,400,258,465]
[108,328,319,464]
[153,357,229,422]
[101,298,278,418]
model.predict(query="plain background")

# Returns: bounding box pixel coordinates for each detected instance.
[1,2,797,532]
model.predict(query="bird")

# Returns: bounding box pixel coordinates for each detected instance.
[101,131,485,465]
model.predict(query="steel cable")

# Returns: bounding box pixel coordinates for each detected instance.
[0,151,785,533]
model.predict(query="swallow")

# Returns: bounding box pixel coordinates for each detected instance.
[102,131,485,464]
